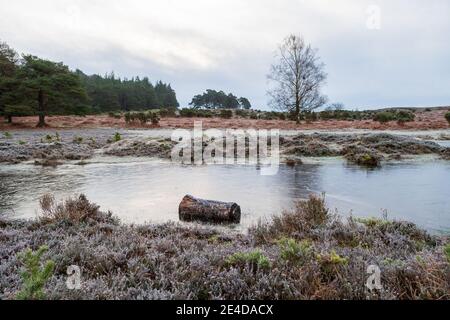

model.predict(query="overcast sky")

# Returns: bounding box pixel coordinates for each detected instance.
[1,0,449,109]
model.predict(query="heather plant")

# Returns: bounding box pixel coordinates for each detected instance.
[16,246,55,300]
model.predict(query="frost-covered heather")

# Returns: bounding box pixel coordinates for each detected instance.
[0,194,449,300]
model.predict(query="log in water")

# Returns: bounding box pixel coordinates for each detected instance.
[179,195,241,224]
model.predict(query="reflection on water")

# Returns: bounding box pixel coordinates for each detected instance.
[0,157,449,233]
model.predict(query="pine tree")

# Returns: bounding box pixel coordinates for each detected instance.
[17,55,87,127]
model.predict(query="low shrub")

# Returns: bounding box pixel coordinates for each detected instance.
[39,194,114,224]
[235,109,249,118]
[396,110,415,124]
[124,111,159,125]
[108,112,122,119]
[159,107,177,118]
[373,111,397,123]
[180,108,195,117]
[250,194,328,244]
[445,112,450,124]
[219,109,233,119]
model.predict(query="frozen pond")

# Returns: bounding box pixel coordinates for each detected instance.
[1,156,449,233]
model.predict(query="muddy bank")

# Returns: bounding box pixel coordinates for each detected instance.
[0,194,448,300]
[0,129,449,165]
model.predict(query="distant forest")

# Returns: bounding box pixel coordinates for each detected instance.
[0,41,179,125]
[76,71,179,113]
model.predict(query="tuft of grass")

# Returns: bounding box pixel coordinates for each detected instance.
[40,134,60,143]
[16,246,55,300]
[72,136,83,144]
[18,140,26,145]
[225,251,271,271]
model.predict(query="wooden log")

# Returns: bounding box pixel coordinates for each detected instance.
[179,195,241,224]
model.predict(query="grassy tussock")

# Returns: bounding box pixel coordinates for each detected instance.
[0,194,448,300]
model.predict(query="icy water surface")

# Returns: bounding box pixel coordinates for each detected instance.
[0,157,449,233]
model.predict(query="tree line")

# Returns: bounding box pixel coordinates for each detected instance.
[76,71,178,113]
[0,41,179,126]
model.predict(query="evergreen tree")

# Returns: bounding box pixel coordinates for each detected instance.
[0,41,20,122]
[17,55,87,127]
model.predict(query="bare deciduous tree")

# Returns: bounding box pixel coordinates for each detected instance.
[267,35,327,123]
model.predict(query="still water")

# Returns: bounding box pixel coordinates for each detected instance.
[0,157,449,233]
